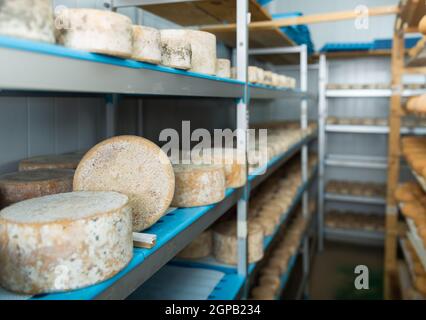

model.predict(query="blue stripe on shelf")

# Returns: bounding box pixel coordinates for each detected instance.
[0,35,244,86]
[208,274,246,300]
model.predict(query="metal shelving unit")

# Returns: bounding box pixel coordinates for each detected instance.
[324,227,385,246]
[324,193,386,205]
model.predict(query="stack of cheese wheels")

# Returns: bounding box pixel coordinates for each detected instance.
[160,29,192,69]
[132,25,162,64]
[213,220,264,265]
[0,0,55,43]
[420,16,426,35]
[56,8,133,58]
[186,30,217,75]
[191,148,247,188]
[172,163,225,207]
[0,191,133,294]
[216,59,231,78]
[177,229,213,259]
[73,135,175,231]
[0,169,74,208]
[19,152,83,171]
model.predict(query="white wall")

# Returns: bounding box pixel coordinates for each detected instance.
[267,0,398,50]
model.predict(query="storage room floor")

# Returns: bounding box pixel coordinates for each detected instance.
[309,241,384,300]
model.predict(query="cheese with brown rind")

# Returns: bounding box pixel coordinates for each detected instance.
[0,0,55,43]
[132,25,162,64]
[177,229,212,259]
[0,191,132,294]
[73,135,175,231]
[0,169,74,208]
[160,30,192,70]
[172,164,225,207]
[213,220,264,265]
[56,9,133,58]
[19,153,83,171]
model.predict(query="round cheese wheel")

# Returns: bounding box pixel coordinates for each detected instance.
[186,30,217,75]
[250,286,275,300]
[213,220,264,265]
[0,191,132,294]
[248,66,258,83]
[172,164,225,207]
[73,135,175,231]
[177,229,212,259]
[419,16,426,35]
[216,59,231,78]
[259,275,280,290]
[132,25,161,64]
[0,169,74,208]
[191,148,247,188]
[56,9,133,58]
[19,153,83,171]
[160,29,192,70]
[0,0,55,43]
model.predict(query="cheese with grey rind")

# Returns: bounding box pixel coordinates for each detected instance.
[73,135,175,231]
[186,30,217,75]
[19,153,83,171]
[216,59,231,78]
[160,29,192,70]
[177,229,212,259]
[0,169,74,208]
[0,0,55,43]
[172,164,225,207]
[132,25,161,64]
[56,8,133,58]
[0,191,132,294]
[213,220,264,265]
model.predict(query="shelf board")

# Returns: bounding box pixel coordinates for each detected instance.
[325,193,386,205]
[324,227,384,246]
[326,89,426,97]
[250,84,312,99]
[326,125,426,135]
[411,169,426,193]
[325,154,388,169]
[0,35,245,98]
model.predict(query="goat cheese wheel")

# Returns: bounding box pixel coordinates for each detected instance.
[216,59,231,78]
[132,25,161,64]
[213,220,264,265]
[177,229,213,259]
[0,0,55,43]
[186,30,217,75]
[56,9,133,58]
[172,164,225,207]
[191,148,247,188]
[0,191,132,294]
[0,169,74,208]
[19,153,83,171]
[419,16,426,35]
[73,136,175,231]
[160,29,192,69]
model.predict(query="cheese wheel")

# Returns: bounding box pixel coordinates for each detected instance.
[160,30,192,70]
[251,286,275,300]
[213,220,264,265]
[73,135,175,231]
[419,16,426,35]
[0,0,55,43]
[132,25,161,64]
[186,30,217,75]
[248,66,258,83]
[19,153,83,171]
[177,229,212,259]
[0,191,132,294]
[216,59,231,78]
[56,9,133,58]
[172,164,225,207]
[0,169,74,208]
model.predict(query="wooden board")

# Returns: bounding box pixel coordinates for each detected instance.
[311,50,393,60]
[407,37,426,67]
[140,0,271,26]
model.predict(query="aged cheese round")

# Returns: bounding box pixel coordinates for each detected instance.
[0,0,55,43]
[186,30,217,75]
[0,169,74,208]
[56,9,133,58]
[419,16,426,35]
[248,66,259,83]
[160,29,192,69]
[19,153,83,171]
[213,220,264,265]
[73,135,175,231]
[0,191,132,294]
[132,25,161,64]
[172,164,225,207]
[251,286,275,300]
[177,229,212,259]
[216,59,231,78]
[191,148,247,188]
